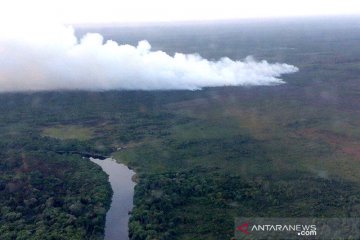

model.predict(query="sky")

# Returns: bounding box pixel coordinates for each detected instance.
[1,0,360,25]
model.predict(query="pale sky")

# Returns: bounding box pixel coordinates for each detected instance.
[1,0,360,25]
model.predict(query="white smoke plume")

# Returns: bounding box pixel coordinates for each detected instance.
[0,24,298,92]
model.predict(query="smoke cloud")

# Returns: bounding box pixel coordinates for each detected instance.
[0,24,298,92]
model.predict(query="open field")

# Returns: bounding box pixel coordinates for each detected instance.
[42,125,94,140]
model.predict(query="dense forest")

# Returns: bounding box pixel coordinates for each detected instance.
[130,169,360,239]
[0,82,359,239]
[0,149,112,239]
[1,19,360,239]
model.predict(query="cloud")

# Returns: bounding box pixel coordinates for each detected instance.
[0,24,298,92]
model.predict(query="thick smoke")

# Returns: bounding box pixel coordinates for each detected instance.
[0,24,298,92]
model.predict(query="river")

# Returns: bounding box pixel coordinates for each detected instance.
[90,157,136,240]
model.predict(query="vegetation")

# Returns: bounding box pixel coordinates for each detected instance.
[1,18,360,239]
[129,169,360,240]
[42,125,94,141]
[0,152,112,240]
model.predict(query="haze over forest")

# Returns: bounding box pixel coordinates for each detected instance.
[0,23,299,91]
[0,2,359,239]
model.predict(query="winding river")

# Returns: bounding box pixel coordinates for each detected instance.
[90,157,136,240]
